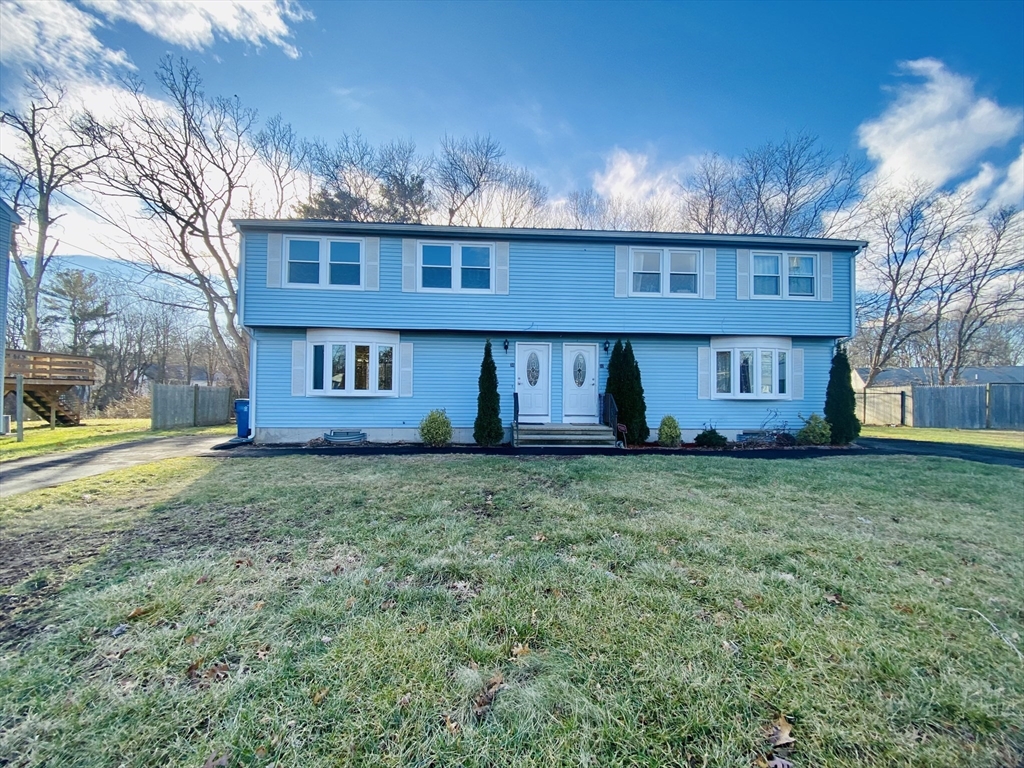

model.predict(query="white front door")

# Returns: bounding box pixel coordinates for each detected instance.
[516,343,551,423]
[562,343,599,423]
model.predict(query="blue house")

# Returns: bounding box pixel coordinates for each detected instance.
[235,220,866,444]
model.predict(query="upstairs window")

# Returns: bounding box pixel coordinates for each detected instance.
[629,247,702,297]
[751,251,817,299]
[419,242,494,293]
[285,237,364,289]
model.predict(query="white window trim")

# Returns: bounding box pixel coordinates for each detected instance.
[750,251,817,300]
[305,329,399,397]
[284,236,366,290]
[417,241,495,294]
[710,336,792,400]
[627,246,703,298]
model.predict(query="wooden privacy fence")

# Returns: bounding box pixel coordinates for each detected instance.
[855,387,912,426]
[152,383,233,430]
[912,383,1024,430]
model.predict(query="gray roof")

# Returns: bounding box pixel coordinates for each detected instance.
[232,219,868,251]
[857,366,1024,386]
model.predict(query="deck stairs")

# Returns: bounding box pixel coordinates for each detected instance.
[515,422,617,447]
[21,388,81,426]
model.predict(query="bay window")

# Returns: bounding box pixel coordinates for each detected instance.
[306,330,398,396]
[710,337,792,399]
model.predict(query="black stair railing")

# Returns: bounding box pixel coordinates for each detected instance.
[512,392,520,447]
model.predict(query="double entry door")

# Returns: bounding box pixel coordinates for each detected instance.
[515,342,598,424]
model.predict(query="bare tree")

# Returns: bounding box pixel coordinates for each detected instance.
[83,57,255,390]
[464,165,548,227]
[855,182,977,385]
[433,134,505,225]
[254,114,309,218]
[682,153,735,234]
[0,75,105,350]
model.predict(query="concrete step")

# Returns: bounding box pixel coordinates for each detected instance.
[515,422,616,447]
[517,435,616,445]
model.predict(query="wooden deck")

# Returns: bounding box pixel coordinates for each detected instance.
[4,350,98,427]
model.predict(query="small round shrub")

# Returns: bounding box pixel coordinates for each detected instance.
[796,413,831,445]
[657,415,681,447]
[694,427,728,448]
[419,409,453,447]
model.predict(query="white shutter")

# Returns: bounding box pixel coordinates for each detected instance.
[697,347,711,399]
[702,248,716,299]
[364,237,380,291]
[791,348,804,400]
[495,241,509,294]
[402,239,416,292]
[399,342,413,397]
[736,249,750,300]
[614,245,628,297]
[291,340,306,396]
[267,233,283,288]
[818,252,832,302]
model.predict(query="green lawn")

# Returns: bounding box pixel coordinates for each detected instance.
[1,454,1022,767]
[860,425,1024,452]
[0,418,234,463]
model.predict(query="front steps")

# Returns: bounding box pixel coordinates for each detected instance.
[515,422,617,447]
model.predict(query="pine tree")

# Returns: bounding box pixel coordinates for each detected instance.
[605,340,626,438]
[622,340,650,444]
[824,344,860,445]
[473,340,504,446]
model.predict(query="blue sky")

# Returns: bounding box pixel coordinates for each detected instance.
[0,0,1022,254]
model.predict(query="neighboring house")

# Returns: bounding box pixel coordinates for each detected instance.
[235,220,866,443]
[852,366,1024,391]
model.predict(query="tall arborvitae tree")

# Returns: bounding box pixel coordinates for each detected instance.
[622,340,650,444]
[606,340,626,436]
[473,340,504,446]
[824,345,860,445]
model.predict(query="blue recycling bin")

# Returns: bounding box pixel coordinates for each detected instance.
[234,399,250,438]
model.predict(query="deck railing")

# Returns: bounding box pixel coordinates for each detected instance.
[3,349,98,384]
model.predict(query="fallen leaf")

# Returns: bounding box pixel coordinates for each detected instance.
[531,532,547,542]
[442,713,460,733]
[234,558,253,568]
[768,758,793,768]
[256,644,271,660]
[894,603,914,615]
[397,693,411,708]
[331,564,343,575]
[344,596,356,610]
[255,746,267,758]
[196,575,211,585]
[253,601,266,611]
[184,634,200,646]
[313,687,329,705]
[734,599,747,612]
[380,599,397,611]
[510,642,530,660]
[111,623,129,638]
[202,753,229,768]
[722,640,740,655]
[321,636,332,644]
[472,671,505,718]
[204,662,229,682]
[657,545,670,554]
[414,623,427,634]
[768,715,795,747]
[186,658,205,680]
[104,647,130,661]
[127,607,151,620]
[207,618,218,627]
[825,592,844,606]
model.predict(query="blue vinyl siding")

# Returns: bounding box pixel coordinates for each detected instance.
[252,328,833,432]
[243,234,855,338]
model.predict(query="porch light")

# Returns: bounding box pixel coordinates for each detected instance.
[503,339,509,353]
[603,340,610,352]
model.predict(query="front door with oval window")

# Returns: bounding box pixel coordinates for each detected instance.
[562,343,598,423]
[515,343,550,423]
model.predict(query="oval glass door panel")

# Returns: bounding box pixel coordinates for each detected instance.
[526,352,540,386]
[573,353,586,387]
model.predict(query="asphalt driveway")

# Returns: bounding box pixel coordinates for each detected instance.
[0,436,226,498]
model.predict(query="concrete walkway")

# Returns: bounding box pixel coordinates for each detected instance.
[0,436,226,498]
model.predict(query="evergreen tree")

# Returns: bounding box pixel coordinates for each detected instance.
[824,344,860,445]
[622,340,650,444]
[473,340,504,446]
[605,340,626,437]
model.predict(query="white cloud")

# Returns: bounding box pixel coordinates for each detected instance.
[592,148,682,202]
[83,0,312,59]
[991,146,1024,209]
[858,58,1022,189]
[0,0,131,82]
